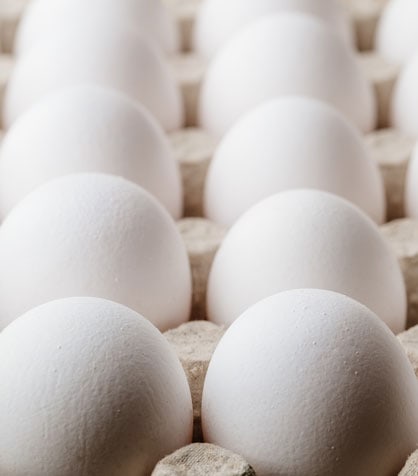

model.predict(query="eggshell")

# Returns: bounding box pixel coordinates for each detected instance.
[204,97,385,226]
[3,22,183,130]
[0,297,193,476]
[0,173,192,331]
[194,0,353,59]
[199,13,376,138]
[202,289,418,476]
[404,143,418,217]
[15,0,179,56]
[0,85,182,220]
[376,0,418,65]
[391,53,418,137]
[207,189,406,332]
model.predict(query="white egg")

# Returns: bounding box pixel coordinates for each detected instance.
[404,142,418,217]
[0,297,193,476]
[3,22,183,131]
[0,85,182,220]
[204,96,385,226]
[202,289,418,476]
[0,173,192,332]
[391,53,418,137]
[199,12,375,139]
[376,0,418,65]
[194,0,353,59]
[15,0,179,56]
[207,189,406,333]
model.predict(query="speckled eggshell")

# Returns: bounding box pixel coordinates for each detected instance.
[15,0,179,56]
[404,142,418,217]
[198,12,376,139]
[194,0,353,59]
[0,85,183,220]
[204,96,385,226]
[376,0,418,65]
[207,189,406,332]
[391,53,418,137]
[0,173,192,332]
[202,289,418,476]
[3,22,183,131]
[0,297,193,476]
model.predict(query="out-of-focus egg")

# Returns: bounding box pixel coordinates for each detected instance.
[376,0,418,65]
[15,0,179,56]
[199,12,375,139]
[0,173,192,332]
[391,53,418,137]
[3,22,183,131]
[204,96,385,226]
[202,289,418,476]
[0,297,193,476]
[194,0,353,59]
[207,189,406,332]
[0,85,183,220]
[404,142,418,216]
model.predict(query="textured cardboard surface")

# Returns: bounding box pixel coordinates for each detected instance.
[343,0,389,51]
[169,128,217,217]
[366,129,415,221]
[0,0,29,53]
[177,218,226,321]
[359,51,400,128]
[152,443,256,476]
[169,53,206,127]
[0,54,13,129]
[164,321,225,442]
[163,0,202,51]
[400,450,418,475]
[383,219,418,329]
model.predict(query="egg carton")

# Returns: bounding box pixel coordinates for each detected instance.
[162,2,418,473]
[1,0,418,474]
[343,0,390,52]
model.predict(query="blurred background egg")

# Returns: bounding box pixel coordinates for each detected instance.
[0,173,192,331]
[15,0,179,56]
[202,289,418,476]
[0,297,193,476]
[391,53,418,137]
[204,96,385,226]
[194,0,353,60]
[198,12,375,139]
[0,85,183,220]
[207,189,406,332]
[376,0,418,65]
[3,21,183,131]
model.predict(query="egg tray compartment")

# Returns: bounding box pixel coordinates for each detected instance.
[1,0,418,474]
